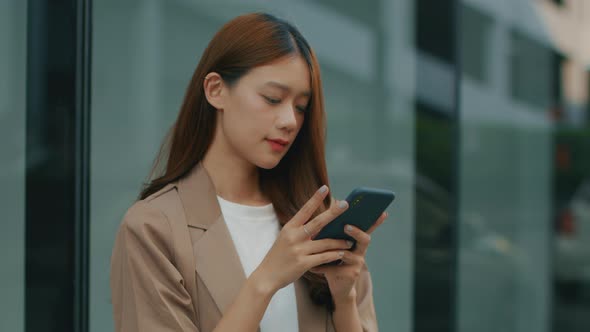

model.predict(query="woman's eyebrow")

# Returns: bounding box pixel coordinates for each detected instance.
[264,81,311,97]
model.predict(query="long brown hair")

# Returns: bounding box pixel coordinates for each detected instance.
[140,13,336,311]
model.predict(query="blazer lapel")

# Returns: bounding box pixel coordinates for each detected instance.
[177,163,328,330]
[177,163,246,315]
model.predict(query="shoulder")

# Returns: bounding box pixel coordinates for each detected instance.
[123,184,178,227]
[114,184,186,266]
[119,183,181,241]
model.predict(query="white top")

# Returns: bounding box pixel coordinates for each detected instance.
[217,195,299,332]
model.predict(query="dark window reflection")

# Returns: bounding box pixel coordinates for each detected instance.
[509,30,554,110]
[26,1,78,331]
[416,0,455,64]
[460,4,492,83]
[414,101,455,332]
[552,123,590,332]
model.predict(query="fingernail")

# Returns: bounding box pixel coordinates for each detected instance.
[345,225,353,232]
[338,251,344,257]
[319,185,328,193]
[384,212,389,218]
[346,240,354,248]
[338,200,348,209]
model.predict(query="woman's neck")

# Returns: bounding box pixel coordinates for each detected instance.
[202,141,269,206]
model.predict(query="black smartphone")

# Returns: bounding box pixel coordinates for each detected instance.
[314,187,395,265]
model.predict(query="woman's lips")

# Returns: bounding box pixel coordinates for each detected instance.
[267,139,287,152]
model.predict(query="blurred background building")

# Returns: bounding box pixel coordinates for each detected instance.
[1,0,589,331]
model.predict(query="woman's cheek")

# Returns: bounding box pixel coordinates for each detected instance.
[244,92,266,110]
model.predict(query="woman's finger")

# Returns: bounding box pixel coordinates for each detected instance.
[309,265,330,275]
[288,185,330,228]
[339,250,365,266]
[365,211,388,235]
[344,224,372,255]
[303,238,353,255]
[304,199,348,237]
[309,251,363,274]
[305,250,345,269]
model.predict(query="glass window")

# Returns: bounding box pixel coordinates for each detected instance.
[91,1,417,331]
[414,101,455,332]
[0,1,26,331]
[553,113,590,332]
[460,4,493,83]
[416,0,455,64]
[457,1,554,332]
[510,29,554,110]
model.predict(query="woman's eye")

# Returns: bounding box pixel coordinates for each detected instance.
[263,95,307,113]
[264,96,281,104]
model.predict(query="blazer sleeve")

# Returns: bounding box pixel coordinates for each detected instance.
[356,264,379,332]
[110,201,199,332]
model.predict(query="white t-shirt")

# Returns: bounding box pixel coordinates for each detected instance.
[217,195,299,332]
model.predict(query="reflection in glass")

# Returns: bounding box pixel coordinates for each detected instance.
[0,1,26,331]
[91,1,416,331]
[457,1,590,332]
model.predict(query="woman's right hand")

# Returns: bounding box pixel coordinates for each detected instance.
[252,185,353,294]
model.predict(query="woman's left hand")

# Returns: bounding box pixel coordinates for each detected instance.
[310,210,388,303]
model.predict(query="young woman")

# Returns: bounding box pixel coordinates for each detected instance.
[110,12,387,332]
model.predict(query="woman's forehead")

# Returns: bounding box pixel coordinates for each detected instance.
[247,56,311,94]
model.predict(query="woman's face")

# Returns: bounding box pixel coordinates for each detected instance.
[211,55,311,169]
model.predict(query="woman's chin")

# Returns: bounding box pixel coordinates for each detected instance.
[256,156,282,170]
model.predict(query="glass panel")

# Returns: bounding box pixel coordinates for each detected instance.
[416,0,455,64]
[552,55,590,332]
[414,101,455,332]
[553,122,590,332]
[414,0,458,330]
[457,1,554,332]
[91,1,416,331]
[314,1,416,331]
[509,29,554,110]
[460,4,493,83]
[0,1,26,331]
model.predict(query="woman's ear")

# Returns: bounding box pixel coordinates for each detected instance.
[203,72,226,110]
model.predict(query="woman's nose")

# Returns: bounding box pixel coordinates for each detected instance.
[276,106,298,131]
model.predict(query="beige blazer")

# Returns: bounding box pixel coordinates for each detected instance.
[110,163,378,331]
